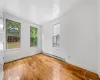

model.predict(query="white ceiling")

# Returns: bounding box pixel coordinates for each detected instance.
[0,0,86,24]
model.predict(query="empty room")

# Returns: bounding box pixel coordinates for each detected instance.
[0,0,100,80]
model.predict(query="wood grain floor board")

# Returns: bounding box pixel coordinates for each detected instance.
[4,53,100,80]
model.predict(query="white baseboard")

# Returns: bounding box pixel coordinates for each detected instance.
[42,52,65,61]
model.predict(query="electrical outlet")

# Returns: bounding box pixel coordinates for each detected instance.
[68,56,71,59]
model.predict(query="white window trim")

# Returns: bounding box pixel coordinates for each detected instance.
[5,19,21,50]
[52,22,60,48]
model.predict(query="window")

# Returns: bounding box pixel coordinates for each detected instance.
[6,19,21,49]
[53,23,60,47]
[0,18,3,51]
[30,26,38,47]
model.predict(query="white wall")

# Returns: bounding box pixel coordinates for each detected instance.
[4,13,42,63]
[0,13,3,18]
[98,0,100,77]
[98,24,100,77]
[0,51,4,65]
[42,0,98,73]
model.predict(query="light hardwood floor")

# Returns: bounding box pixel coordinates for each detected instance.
[4,53,100,80]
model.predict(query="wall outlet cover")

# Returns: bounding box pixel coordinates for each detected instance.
[68,56,71,58]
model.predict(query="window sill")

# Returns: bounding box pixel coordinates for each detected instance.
[30,46,38,48]
[53,47,60,50]
[4,48,20,52]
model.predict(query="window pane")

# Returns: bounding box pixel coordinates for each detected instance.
[6,19,21,49]
[30,26,37,47]
[54,23,60,35]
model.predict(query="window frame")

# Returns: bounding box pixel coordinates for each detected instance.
[5,19,21,50]
[30,26,38,48]
[53,22,60,48]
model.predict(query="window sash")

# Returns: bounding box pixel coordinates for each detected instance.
[6,19,21,49]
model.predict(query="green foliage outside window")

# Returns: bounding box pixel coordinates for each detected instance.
[30,26,37,47]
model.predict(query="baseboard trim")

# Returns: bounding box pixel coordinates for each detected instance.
[42,52,65,61]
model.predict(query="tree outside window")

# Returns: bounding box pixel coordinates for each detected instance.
[30,26,37,47]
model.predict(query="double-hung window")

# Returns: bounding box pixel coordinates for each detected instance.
[53,23,60,47]
[6,19,21,49]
